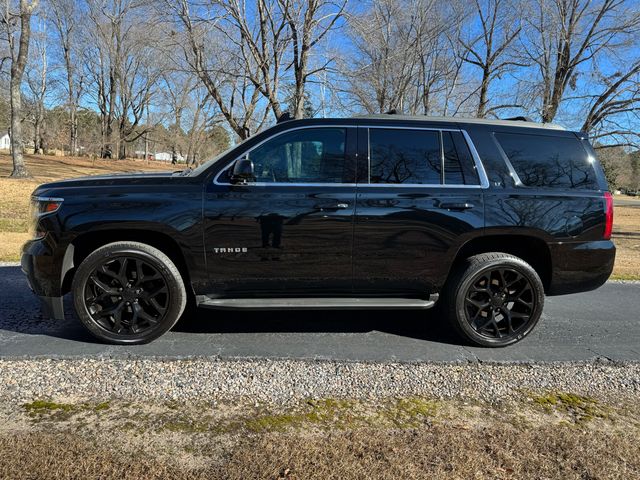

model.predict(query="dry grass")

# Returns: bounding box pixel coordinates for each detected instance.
[0,153,639,278]
[611,205,640,279]
[1,396,639,480]
[0,152,172,183]
[0,153,173,261]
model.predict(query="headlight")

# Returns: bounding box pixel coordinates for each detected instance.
[29,196,64,239]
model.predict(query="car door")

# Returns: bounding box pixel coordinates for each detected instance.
[353,125,486,296]
[203,125,357,297]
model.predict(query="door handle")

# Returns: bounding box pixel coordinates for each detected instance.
[313,202,350,211]
[438,202,475,211]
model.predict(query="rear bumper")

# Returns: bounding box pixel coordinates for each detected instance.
[21,239,66,320]
[547,240,615,296]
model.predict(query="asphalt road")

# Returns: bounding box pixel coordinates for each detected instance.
[0,264,638,363]
[614,198,640,207]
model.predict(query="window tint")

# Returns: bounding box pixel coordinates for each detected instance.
[495,132,599,190]
[248,128,347,183]
[442,131,479,185]
[369,129,441,184]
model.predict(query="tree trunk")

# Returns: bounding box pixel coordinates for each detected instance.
[9,1,37,178]
[9,77,29,177]
[70,107,77,155]
[33,111,42,154]
[476,69,490,118]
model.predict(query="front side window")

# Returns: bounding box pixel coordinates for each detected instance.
[495,132,599,190]
[369,129,441,184]
[248,128,347,183]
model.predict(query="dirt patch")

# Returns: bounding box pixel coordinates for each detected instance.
[1,395,638,479]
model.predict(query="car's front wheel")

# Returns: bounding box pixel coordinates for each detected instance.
[72,241,187,344]
[445,252,544,347]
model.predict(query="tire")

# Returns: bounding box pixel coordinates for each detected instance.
[72,241,187,345]
[443,252,544,347]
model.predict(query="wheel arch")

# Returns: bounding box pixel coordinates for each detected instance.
[61,228,195,296]
[448,234,552,292]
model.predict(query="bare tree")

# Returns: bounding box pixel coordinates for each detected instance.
[1,0,38,177]
[25,10,47,154]
[340,0,465,115]
[522,0,640,123]
[576,56,640,147]
[277,0,346,119]
[49,0,82,155]
[460,0,524,118]
[82,0,164,158]
[342,0,420,114]
[220,0,288,119]
[160,0,267,140]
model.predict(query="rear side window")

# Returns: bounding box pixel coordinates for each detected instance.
[494,132,599,190]
[442,131,479,185]
[369,129,441,184]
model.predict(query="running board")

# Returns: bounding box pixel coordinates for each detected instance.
[196,297,436,311]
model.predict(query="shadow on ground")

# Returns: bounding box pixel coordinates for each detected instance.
[1,266,461,346]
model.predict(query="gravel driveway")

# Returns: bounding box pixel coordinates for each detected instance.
[2,264,640,404]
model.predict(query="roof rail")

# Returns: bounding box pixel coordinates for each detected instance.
[503,116,534,122]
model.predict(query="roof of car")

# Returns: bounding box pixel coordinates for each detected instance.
[353,114,566,130]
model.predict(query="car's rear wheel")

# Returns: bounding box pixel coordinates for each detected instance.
[72,241,186,344]
[444,252,544,347]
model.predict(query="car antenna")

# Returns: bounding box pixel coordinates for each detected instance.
[503,116,534,122]
[277,111,293,123]
[385,109,399,115]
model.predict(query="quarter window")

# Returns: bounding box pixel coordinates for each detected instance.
[442,131,479,185]
[495,132,599,190]
[369,129,441,184]
[248,128,347,183]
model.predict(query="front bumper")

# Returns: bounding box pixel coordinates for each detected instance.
[547,240,616,295]
[21,239,66,320]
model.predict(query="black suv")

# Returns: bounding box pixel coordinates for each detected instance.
[21,115,615,347]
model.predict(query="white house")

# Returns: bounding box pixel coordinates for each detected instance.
[154,151,185,163]
[0,132,10,150]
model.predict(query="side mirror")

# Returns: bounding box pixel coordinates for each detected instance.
[231,157,255,184]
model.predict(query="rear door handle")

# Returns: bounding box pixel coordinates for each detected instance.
[438,202,475,211]
[313,202,350,211]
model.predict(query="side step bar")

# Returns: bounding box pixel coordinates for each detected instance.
[197,297,436,311]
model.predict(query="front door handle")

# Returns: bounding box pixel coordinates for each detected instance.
[438,202,475,211]
[313,202,350,211]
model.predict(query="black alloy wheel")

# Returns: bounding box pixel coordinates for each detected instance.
[83,256,169,335]
[72,241,187,344]
[445,252,544,347]
[463,267,536,340]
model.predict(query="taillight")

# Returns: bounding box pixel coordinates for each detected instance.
[603,192,613,240]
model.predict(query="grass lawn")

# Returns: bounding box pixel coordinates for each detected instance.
[0,152,638,279]
[0,153,174,262]
[1,394,639,479]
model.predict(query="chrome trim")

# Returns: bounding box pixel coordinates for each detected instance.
[213,124,489,189]
[32,196,64,217]
[490,133,524,187]
[461,130,490,188]
[355,183,485,189]
[33,196,65,203]
[225,182,358,187]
